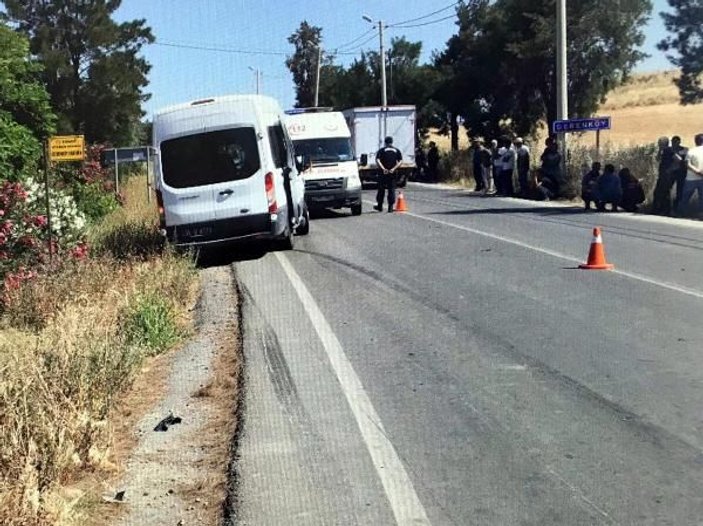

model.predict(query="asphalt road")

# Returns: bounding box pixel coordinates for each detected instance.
[229,184,703,526]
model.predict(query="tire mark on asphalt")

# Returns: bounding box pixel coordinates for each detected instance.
[238,283,356,521]
[409,192,703,251]
[294,247,703,457]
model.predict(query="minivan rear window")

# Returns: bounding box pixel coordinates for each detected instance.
[161,127,260,188]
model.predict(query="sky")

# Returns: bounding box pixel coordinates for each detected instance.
[113,0,674,118]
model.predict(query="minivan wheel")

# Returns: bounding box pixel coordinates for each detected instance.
[277,222,295,251]
[351,203,362,216]
[297,205,310,235]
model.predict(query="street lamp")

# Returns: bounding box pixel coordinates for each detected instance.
[362,14,387,109]
[248,66,261,95]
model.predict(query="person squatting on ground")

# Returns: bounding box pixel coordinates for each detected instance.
[594,164,622,212]
[514,137,530,198]
[619,168,646,212]
[536,137,563,200]
[581,162,601,210]
[677,133,703,216]
[374,136,403,213]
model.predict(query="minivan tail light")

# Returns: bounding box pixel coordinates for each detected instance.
[265,172,278,213]
[155,189,166,228]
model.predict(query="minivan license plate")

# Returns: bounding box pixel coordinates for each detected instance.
[183,226,213,238]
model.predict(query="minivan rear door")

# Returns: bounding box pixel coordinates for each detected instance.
[160,126,262,227]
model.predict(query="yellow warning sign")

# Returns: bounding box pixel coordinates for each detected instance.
[49,135,85,162]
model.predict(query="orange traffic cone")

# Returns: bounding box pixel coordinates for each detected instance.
[395,191,408,213]
[579,227,614,270]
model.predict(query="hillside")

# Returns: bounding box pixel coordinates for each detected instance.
[430,71,703,150]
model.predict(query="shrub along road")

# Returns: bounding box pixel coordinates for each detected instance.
[230,184,703,525]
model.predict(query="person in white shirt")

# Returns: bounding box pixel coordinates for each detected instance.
[499,137,515,196]
[677,133,703,215]
[514,137,531,197]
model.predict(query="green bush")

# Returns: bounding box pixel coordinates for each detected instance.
[123,293,180,354]
[92,219,164,261]
[70,180,120,221]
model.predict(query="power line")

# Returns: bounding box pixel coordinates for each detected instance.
[153,40,289,56]
[388,1,460,28]
[390,13,457,29]
[334,33,378,55]
[333,28,376,52]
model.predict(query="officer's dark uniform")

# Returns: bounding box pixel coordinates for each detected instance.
[375,138,403,212]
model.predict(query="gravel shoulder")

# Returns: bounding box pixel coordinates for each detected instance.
[105,265,241,526]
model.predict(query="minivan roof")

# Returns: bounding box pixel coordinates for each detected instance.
[154,94,281,118]
[153,94,283,144]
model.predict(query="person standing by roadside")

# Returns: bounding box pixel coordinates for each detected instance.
[651,136,675,215]
[478,139,494,195]
[374,136,403,213]
[514,137,531,197]
[677,133,703,216]
[426,141,439,183]
[671,136,689,210]
[491,139,502,194]
[472,139,485,192]
[499,136,516,196]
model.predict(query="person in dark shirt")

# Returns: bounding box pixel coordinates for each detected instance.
[374,136,403,213]
[594,164,622,212]
[651,136,675,215]
[426,141,439,182]
[671,136,689,210]
[536,137,562,200]
[619,167,646,212]
[472,139,485,192]
[581,162,601,210]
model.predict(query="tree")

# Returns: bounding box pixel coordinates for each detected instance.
[0,24,55,180]
[3,0,154,145]
[314,37,442,133]
[286,21,323,108]
[438,0,651,139]
[658,0,703,105]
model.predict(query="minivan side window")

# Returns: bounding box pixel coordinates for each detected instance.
[268,125,288,169]
[161,127,260,188]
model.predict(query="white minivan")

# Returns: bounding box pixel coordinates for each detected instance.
[285,108,362,215]
[153,95,309,250]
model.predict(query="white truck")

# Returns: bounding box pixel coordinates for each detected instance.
[285,108,363,215]
[342,105,417,187]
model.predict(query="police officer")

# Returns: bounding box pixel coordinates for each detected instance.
[374,136,403,213]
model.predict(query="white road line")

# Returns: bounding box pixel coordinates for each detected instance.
[364,199,703,301]
[274,252,432,526]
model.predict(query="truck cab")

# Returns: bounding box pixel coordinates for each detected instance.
[285,108,363,216]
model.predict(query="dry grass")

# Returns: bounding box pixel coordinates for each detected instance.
[429,71,703,152]
[0,175,199,526]
[182,316,241,524]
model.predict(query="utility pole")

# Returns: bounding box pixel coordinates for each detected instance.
[556,0,568,174]
[314,45,322,107]
[363,15,388,109]
[379,20,387,109]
